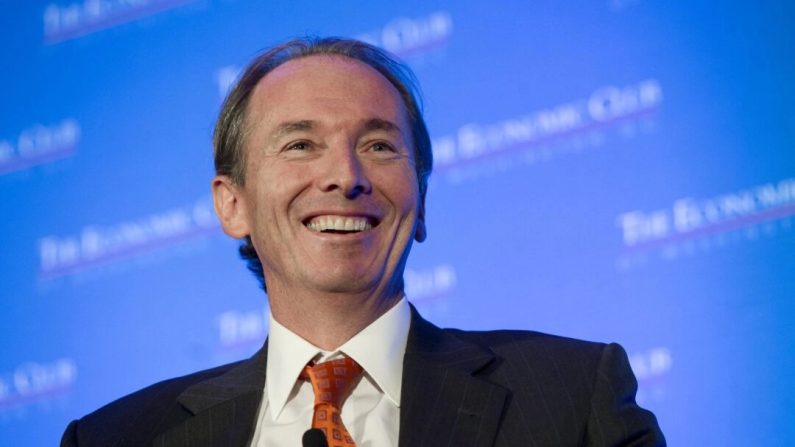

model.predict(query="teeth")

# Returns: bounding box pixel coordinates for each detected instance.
[306,215,373,233]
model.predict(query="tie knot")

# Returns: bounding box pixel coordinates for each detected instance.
[302,357,363,408]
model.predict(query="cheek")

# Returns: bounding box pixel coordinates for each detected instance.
[251,164,311,209]
[377,167,421,210]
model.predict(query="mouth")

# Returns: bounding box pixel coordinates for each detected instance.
[303,215,379,234]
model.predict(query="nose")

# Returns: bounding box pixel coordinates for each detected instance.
[318,144,372,198]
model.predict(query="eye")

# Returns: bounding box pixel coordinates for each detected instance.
[370,141,395,152]
[286,141,311,151]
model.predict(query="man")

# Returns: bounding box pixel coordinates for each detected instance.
[61,37,665,446]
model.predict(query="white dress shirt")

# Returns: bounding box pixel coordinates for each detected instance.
[249,298,411,447]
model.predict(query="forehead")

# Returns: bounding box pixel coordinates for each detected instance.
[246,55,409,132]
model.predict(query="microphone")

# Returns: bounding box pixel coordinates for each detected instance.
[302,428,328,447]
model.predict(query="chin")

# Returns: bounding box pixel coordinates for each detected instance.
[308,273,381,295]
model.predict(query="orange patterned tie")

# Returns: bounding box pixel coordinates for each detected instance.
[302,357,363,447]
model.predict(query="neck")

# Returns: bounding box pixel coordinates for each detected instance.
[267,286,403,351]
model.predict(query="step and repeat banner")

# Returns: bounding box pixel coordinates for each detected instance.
[2,1,794,445]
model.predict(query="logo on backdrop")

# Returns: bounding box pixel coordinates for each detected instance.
[213,11,454,101]
[217,307,269,351]
[616,177,795,269]
[215,65,240,100]
[433,79,662,183]
[404,264,457,304]
[0,358,77,411]
[43,0,197,44]
[629,347,671,404]
[37,195,219,279]
[214,264,456,351]
[402,263,457,321]
[0,119,80,176]
[356,11,453,59]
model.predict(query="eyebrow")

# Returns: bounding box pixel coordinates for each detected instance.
[362,118,402,135]
[271,118,403,140]
[271,120,316,140]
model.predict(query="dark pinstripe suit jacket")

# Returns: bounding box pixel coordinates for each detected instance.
[61,307,665,446]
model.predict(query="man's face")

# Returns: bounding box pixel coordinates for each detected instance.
[215,55,425,298]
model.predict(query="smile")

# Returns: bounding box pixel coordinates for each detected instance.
[304,215,377,233]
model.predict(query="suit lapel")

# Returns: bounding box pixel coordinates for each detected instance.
[152,343,268,447]
[399,307,508,447]
[149,308,508,447]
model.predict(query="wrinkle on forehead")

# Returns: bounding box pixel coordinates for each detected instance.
[249,55,406,118]
[244,55,412,152]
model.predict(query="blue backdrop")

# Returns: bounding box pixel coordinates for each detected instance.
[2,1,794,445]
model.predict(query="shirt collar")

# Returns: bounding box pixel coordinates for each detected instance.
[266,297,411,419]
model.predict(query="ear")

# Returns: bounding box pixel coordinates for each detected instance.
[414,193,427,242]
[212,175,251,238]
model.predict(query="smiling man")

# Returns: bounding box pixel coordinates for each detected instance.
[212,52,425,354]
[61,38,664,447]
